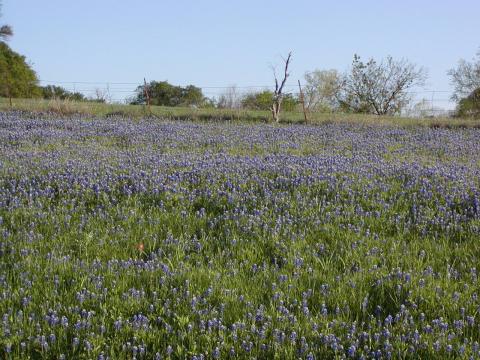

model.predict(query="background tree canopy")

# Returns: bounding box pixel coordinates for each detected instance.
[339,55,426,115]
[448,50,480,118]
[456,88,480,118]
[41,85,86,101]
[0,42,41,98]
[131,81,208,107]
[241,90,298,111]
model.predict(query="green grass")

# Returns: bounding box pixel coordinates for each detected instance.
[2,96,479,127]
[1,109,480,359]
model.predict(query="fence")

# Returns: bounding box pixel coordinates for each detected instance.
[38,79,458,117]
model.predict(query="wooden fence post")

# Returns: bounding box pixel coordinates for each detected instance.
[298,80,308,123]
[143,78,151,115]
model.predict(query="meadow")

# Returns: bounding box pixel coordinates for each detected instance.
[2,97,479,128]
[1,111,480,359]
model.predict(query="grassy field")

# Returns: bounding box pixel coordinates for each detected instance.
[1,111,480,359]
[1,97,479,128]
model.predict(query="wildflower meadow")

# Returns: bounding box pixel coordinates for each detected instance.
[1,112,480,359]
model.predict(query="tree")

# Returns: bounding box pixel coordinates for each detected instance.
[181,85,205,106]
[448,49,480,118]
[448,50,480,102]
[217,85,241,109]
[42,85,86,101]
[407,98,446,118]
[0,2,40,101]
[303,69,342,112]
[0,25,11,41]
[91,88,109,103]
[241,90,297,111]
[0,1,13,42]
[271,52,292,122]
[0,42,41,100]
[456,88,480,118]
[341,55,427,115]
[131,81,208,107]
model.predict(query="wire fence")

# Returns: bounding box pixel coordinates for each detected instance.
[38,79,458,117]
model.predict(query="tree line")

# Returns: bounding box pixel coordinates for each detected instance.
[0,3,479,119]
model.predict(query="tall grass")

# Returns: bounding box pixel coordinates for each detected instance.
[1,97,478,127]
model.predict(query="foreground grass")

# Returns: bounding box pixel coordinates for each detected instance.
[1,113,480,359]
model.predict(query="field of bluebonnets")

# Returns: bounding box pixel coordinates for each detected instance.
[1,111,480,359]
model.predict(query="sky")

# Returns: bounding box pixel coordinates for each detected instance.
[2,0,480,108]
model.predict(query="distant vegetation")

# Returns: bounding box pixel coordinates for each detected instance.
[41,85,86,101]
[0,2,478,119]
[448,50,480,118]
[130,81,213,108]
[457,88,480,118]
[241,90,297,111]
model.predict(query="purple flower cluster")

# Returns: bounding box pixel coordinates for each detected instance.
[0,112,480,358]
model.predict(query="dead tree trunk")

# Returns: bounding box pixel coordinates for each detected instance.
[271,52,292,123]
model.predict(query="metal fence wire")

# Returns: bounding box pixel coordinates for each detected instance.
[38,79,458,117]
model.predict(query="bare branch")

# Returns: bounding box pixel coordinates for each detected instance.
[271,52,293,122]
[342,55,426,115]
[277,52,292,95]
[448,50,480,101]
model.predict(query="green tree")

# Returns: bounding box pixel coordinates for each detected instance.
[456,88,480,118]
[1,3,40,100]
[42,85,86,101]
[0,24,12,41]
[304,69,342,112]
[131,81,208,107]
[0,42,41,99]
[241,90,298,111]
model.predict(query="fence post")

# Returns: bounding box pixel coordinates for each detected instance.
[143,78,151,115]
[431,90,435,116]
[298,80,308,123]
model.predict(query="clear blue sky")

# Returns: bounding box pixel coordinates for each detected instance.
[3,0,479,106]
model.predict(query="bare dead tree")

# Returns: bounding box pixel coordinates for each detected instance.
[92,88,110,103]
[271,52,292,122]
